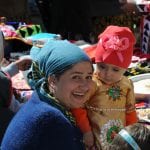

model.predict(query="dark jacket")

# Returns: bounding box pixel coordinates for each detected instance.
[0,71,14,144]
[0,108,14,144]
[1,91,85,150]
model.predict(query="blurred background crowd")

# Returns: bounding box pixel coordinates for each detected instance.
[0,0,141,44]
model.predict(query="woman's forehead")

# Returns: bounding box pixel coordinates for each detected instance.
[67,61,93,73]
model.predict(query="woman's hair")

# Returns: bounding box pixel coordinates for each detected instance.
[107,123,150,150]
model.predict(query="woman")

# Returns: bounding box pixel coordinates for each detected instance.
[1,40,95,150]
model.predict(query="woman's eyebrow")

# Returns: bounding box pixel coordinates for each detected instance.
[71,71,93,74]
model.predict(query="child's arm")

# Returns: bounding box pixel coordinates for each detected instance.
[126,79,138,126]
[71,108,91,133]
[71,108,94,149]
[126,110,138,125]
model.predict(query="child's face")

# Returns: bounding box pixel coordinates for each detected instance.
[96,62,126,84]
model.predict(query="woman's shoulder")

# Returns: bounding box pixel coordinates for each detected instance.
[21,91,68,122]
[1,91,83,150]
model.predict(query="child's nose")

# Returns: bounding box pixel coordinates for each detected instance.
[105,69,112,77]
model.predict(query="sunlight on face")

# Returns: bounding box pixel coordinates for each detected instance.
[96,62,126,84]
[53,61,94,109]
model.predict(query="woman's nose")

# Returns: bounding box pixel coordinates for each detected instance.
[79,79,89,91]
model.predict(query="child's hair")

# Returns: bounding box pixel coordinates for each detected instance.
[95,25,136,69]
[107,123,150,150]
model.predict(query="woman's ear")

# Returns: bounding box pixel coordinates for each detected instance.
[48,75,56,85]
[48,75,56,94]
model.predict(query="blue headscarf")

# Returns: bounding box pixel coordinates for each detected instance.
[29,40,91,88]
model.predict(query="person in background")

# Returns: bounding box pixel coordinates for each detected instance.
[0,30,32,143]
[107,123,150,150]
[1,40,96,150]
[0,30,32,112]
[0,30,14,143]
[72,25,138,150]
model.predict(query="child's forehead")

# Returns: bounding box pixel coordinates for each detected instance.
[97,62,125,70]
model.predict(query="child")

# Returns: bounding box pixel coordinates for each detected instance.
[72,25,138,150]
[108,123,150,150]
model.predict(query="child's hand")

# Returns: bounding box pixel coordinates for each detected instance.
[83,131,95,150]
[15,57,32,71]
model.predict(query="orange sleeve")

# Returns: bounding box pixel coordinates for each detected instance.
[71,108,91,133]
[126,110,138,126]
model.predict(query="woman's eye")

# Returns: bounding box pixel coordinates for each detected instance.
[72,75,81,80]
[86,76,92,80]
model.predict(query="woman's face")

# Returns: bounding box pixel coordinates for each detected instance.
[50,61,94,109]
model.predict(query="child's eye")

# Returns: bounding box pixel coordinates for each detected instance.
[113,68,120,72]
[98,65,105,69]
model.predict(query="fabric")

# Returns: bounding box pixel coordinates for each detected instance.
[1,91,84,150]
[29,40,91,87]
[136,1,150,53]
[16,25,42,38]
[71,108,91,133]
[83,44,97,63]
[0,24,18,38]
[28,40,92,125]
[37,82,76,126]
[126,111,138,126]
[86,74,138,150]
[2,62,19,77]
[25,33,61,47]
[4,37,32,59]
[95,25,136,69]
